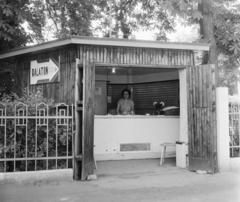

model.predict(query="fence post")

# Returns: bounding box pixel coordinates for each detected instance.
[178,69,188,143]
[216,87,230,172]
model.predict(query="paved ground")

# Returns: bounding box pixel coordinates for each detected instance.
[0,159,240,202]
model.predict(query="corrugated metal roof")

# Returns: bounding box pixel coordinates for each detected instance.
[0,36,210,60]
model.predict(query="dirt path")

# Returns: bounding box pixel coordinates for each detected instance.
[1,167,239,202]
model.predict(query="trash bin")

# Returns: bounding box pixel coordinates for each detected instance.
[176,141,186,168]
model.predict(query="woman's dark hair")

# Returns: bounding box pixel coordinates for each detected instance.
[121,89,131,97]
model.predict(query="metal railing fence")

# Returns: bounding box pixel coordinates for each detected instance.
[229,101,240,158]
[0,102,74,172]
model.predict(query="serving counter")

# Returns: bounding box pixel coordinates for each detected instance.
[94,115,180,161]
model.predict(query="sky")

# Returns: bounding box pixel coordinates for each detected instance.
[134,23,199,42]
[34,21,199,44]
[24,21,198,45]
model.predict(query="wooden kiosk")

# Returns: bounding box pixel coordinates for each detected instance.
[0,36,217,180]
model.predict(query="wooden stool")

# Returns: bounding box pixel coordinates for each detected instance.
[160,142,176,165]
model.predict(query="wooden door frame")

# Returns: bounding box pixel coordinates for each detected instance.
[73,58,83,180]
[73,58,95,180]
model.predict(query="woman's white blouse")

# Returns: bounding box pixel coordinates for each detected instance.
[117,99,134,114]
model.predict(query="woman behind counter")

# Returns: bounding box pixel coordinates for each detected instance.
[117,89,135,115]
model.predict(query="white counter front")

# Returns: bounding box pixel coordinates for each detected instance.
[94,115,180,161]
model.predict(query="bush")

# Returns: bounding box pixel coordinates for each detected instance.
[0,87,73,172]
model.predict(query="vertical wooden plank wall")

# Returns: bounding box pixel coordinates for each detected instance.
[81,59,95,180]
[13,46,77,104]
[13,44,194,104]
[76,45,194,67]
[187,64,217,173]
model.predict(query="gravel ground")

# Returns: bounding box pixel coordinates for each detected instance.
[0,159,239,202]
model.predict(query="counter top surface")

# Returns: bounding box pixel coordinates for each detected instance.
[94,115,179,119]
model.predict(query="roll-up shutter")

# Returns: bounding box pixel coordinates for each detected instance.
[133,80,179,114]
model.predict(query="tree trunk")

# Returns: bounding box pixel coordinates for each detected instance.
[198,0,219,86]
[60,0,66,37]
[199,0,219,173]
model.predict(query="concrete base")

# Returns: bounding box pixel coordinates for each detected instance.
[95,152,176,161]
[230,158,240,172]
[0,169,73,185]
[217,87,230,172]
[94,158,177,176]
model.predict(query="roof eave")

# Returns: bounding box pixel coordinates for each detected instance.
[0,37,210,60]
[71,38,210,51]
[0,38,73,60]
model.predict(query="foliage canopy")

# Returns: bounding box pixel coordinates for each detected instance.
[0,0,240,93]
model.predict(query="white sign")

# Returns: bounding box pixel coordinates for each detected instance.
[30,58,59,85]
